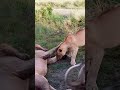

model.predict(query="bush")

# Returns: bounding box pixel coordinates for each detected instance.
[40,5,52,19]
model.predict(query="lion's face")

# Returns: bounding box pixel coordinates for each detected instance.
[56,43,68,60]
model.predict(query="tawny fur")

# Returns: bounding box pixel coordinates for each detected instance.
[0,44,33,90]
[86,6,120,90]
[56,29,85,65]
[35,44,60,90]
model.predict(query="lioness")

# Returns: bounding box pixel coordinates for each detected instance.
[86,6,120,90]
[56,29,85,65]
[35,44,60,90]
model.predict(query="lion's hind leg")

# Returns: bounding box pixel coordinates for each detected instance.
[0,43,29,60]
[35,74,56,90]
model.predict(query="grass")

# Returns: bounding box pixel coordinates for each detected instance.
[35,0,85,9]
[35,24,85,61]
[35,20,85,90]
[35,2,85,60]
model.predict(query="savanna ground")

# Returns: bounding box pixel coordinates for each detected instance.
[35,0,85,89]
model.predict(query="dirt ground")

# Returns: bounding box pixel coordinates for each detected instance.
[45,46,120,90]
[46,56,83,90]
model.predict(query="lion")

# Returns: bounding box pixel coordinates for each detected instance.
[56,28,85,65]
[35,44,61,90]
[86,6,120,90]
[0,43,29,59]
[0,43,34,90]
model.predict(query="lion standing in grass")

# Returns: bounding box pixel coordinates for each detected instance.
[56,28,85,65]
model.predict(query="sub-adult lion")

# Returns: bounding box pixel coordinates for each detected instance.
[35,44,60,90]
[86,6,120,90]
[56,29,85,65]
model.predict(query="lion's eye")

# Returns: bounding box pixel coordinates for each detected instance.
[59,49,62,52]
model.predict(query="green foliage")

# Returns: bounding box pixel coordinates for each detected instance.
[35,24,66,49]
[35,0,85,9]
[61,1,71,8]
[35,7,85,33]
[40,5,52,18]
[70,16,85,27]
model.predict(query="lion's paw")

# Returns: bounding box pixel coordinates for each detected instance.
[17,53,30,60]
[70,61,76,65]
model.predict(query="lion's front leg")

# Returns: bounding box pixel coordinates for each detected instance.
[70,47,78,65]
[86,46,104,90]
[47,56,57,64]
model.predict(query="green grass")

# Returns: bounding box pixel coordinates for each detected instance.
[35,0,85,9]
[35,23,85,60]
[35,23,85,89]
[35,21,85,89]
[35,24,66,49]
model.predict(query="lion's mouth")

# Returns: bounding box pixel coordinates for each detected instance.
[56,55,63,60]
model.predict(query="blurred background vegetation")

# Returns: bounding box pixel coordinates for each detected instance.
[0,0,34,57]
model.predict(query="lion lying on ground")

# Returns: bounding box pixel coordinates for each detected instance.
[56,28,85,65]
[0,43,29,59]
[35,44,61,90]
[0,43,34,90]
